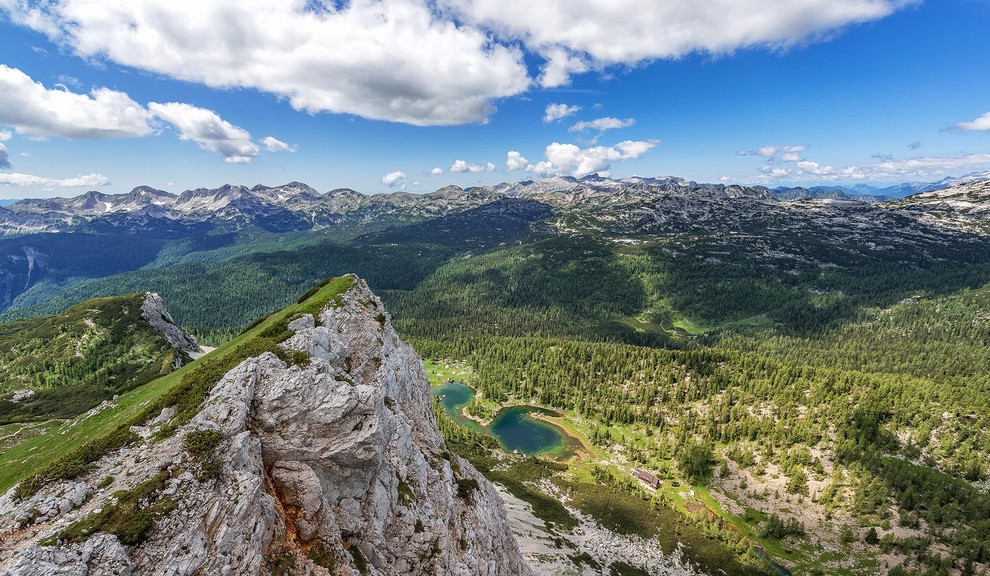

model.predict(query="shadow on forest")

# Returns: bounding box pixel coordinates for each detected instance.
[642,229,990,337]
[6,203,990,347]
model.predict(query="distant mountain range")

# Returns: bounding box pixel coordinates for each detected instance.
[1,173,990,576]
[3,172,989,237]
[799,170,990,199]
[1,172,989,318]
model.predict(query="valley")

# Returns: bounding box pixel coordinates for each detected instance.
[1,176,989,574]
[2,2,987,573]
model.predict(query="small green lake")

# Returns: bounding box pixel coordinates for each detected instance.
[431,381,580,458]
[432,381,484,432]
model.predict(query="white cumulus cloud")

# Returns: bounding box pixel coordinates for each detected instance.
[543,103,581,123]
[737,145,807,162]
[450,159,487,173]
[442,0,913,86]
[0,64,151,138]
[0,143,9,169]
[148,102,259,163]
[0,171,110,188]
[538,47,590,88]
[262,136,297,153]
[794,160,836,176]
[0,130,11,141]
[950,112,990,132]
[505,151,528,171]
[382,170,407,187]
[1,0,530,126]
[569,117,635,140]
[2,1,910,120]
[522,139,658,178]
[429,167,444,175]
[0,66,271,164]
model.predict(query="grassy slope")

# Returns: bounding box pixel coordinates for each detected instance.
[0,293,183,423]
[0,275,355,495]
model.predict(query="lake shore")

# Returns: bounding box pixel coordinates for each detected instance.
[431,380,586,459]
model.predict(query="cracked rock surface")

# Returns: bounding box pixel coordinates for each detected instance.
[0,277,529,576]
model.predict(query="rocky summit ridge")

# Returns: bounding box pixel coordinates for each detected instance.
[0,276,529,576]
[4,174,990,237]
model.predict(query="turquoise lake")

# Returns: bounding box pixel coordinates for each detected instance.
[431,381,484,432]
[430,381,578,457]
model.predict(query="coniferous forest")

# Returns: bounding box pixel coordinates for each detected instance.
[1,188,990,575]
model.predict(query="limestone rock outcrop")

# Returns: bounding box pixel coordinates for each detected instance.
[141,291,201,353]
[0,277,529,576]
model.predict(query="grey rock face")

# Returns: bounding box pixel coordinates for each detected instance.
[1,533,132,576]
[140,292,201,353]
[0,277,529,576]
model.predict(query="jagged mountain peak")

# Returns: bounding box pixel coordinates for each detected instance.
[430,184,465,195]
[174,184,254,212]
[0,277,529,576]
[2,174,990,239]
[140,292,200,353]
[249,182,322,202]
[580,172,611,182]
[327,187,361,195]
[127,185,174,198]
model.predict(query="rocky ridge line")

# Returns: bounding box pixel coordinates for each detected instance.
[0,277,530,576]
[140,292,201,354]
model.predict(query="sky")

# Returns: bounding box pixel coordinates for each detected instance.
[0,0,989,198]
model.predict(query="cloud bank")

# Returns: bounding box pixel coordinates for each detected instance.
[0,0,530,126]
[0,172,110,188]
[741,142,990,183]
[440,0,914,86]
[1,0,909,122]
[0,66,294,164]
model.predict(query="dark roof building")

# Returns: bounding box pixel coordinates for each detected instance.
[632,468,661,490]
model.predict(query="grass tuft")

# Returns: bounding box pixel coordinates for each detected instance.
[58,472,176,546]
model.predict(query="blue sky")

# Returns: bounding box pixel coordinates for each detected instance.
[0,0,989,198]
